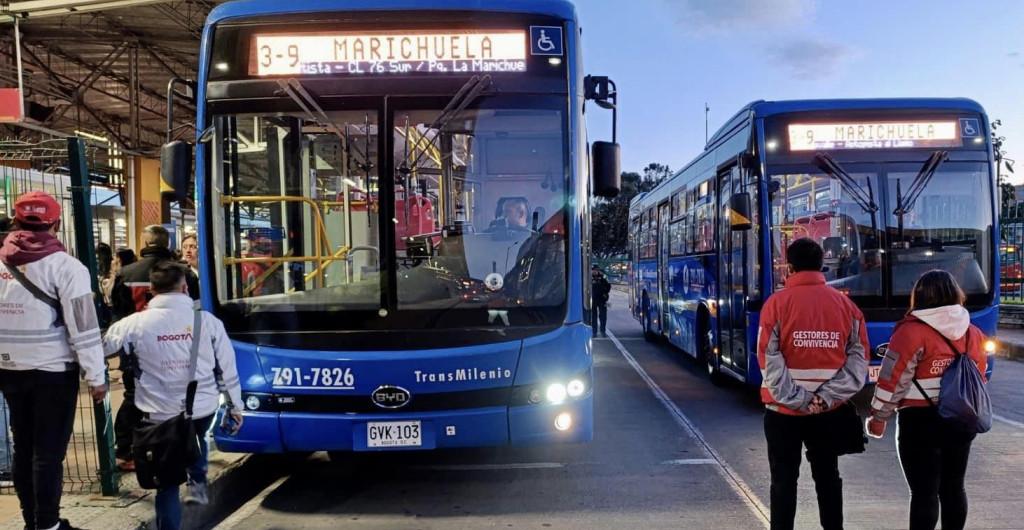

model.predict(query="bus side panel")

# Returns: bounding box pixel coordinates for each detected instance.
[746,312,761,386]
[637,260,659,327]
[662,254,716,358]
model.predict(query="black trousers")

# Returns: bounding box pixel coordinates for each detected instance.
[114,352,142,460]
[897,407,975,530]
[591,304,607,334]
[0,369,79,529]
[764,409,844,530]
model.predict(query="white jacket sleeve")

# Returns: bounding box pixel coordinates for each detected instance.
[102,318,130,358]
[209,314,243,410]
[60,260,107,387]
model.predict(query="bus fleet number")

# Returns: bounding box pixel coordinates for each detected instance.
[271,367,355,388]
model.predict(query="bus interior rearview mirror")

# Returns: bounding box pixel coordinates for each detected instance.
[728,192,753,231]
[585,75,620,198]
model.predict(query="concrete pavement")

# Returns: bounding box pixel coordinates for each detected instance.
[202,292,1024,529]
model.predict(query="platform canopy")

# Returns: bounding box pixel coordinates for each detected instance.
[0,0,226,155]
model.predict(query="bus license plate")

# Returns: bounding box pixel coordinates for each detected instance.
[367,421,422,448]
[869,365,881,383]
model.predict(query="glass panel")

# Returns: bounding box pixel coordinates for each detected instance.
[215,112,381,309]
[391,104,566,310]
[887,163,991,295]
[770,172,882,295]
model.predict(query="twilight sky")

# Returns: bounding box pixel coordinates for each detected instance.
[577,0,1023,182]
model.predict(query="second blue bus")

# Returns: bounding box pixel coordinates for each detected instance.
[629,98,999,385]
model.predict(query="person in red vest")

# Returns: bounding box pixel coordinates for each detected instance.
[757,238,869,530]
[867,270,989,530]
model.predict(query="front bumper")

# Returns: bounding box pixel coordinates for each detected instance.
[213,394,594,453]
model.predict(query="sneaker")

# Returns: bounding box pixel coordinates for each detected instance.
[56,519,84,530]
[0,470,12,487]
[183,481,209,506]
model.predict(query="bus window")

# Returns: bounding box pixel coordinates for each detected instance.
[215,112,382,308]
[390,102,567,310]
[770,172,882,296]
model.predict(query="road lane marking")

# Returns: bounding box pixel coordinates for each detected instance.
[607,330,771,528]
[662,458,718,465]
[993,413,1024,430]
[213,475,290,530]
[413,463,565,471]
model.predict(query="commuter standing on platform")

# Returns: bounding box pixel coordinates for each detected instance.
[757,238,869,530]
[591,265,611,337]
[109,225,199,471]
[0,191,107,530]
[104,261,243,530]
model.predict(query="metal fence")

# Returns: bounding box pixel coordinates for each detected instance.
[1001,216,1024,304]
[0,140,118,495]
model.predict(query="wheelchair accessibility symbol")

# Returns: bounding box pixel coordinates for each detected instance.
[960,118,981,138]
[530,26,563,56]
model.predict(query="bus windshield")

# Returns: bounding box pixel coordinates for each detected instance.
[211,96,568,328]
[769,162,992,302]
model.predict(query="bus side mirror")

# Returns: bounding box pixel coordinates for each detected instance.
[160,140,192,204]
[728,192,753,231]
[593,141,621,198]
[585,75,621,198]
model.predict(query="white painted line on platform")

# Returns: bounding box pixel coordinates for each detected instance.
[607,330,771,528]
[414,462,565,471]
[213,475,289,530]
[662,458,718,465]
[993,413,1024,430]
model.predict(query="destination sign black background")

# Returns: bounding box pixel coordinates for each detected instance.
[209,11,568,83]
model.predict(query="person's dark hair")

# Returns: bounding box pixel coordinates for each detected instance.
[116,247,137,268]
[786,238,824,272]
[96,243,113,278]
[909,269,966,313]
[143,225,170,248]
[0,214,11,233]
[150,260,188,294]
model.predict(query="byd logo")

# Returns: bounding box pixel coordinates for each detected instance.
[371,385,411,409]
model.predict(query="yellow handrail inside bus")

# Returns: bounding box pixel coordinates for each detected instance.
[221,195,340,287]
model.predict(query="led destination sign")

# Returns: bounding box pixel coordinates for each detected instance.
[252,31,528,76]
[788,121,960,151]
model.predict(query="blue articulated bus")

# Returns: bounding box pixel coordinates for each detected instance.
[165,0,622,452]
[629,99,999,386]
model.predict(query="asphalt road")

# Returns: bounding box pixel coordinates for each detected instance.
[208,291,1024,529]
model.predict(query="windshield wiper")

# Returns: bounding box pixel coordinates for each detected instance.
[893,150,949,241]
[402,74,492,173]
[813,153,879,231]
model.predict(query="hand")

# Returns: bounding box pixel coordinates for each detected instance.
[89,384,108,403]
[806,394,827,414]
[866,417,886,439]
[222,409,244,435]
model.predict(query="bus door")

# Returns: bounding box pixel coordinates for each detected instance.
[657,201,671,335]
[716,164,748,373]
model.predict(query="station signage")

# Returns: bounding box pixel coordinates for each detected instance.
[788,121,960,151]
[252,30,528,76]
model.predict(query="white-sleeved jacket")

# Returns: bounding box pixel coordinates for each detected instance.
[0,252,106,387]
[103,293,243,422]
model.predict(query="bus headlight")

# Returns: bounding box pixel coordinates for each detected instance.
[554,412,573,431]
[567,379,586,398]
[546,383,567,404]
[984,340,997,354]
[245,395,262,411]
